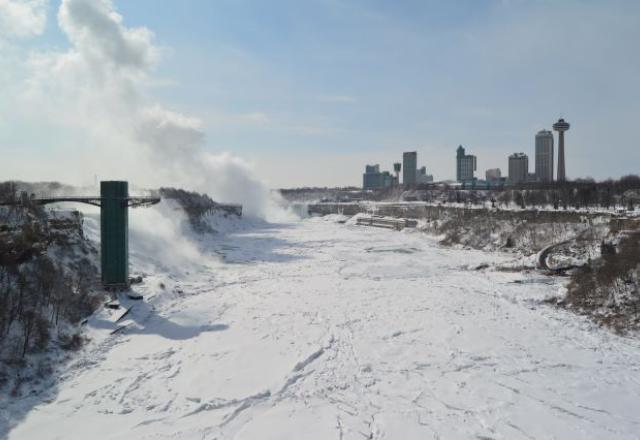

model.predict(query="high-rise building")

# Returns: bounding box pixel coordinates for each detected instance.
[363,165,395,190]
[403,152,417,186]
[535,130,554,182]
[508,153,529,184]
[485,168,502,182]
[363,164,381,190]
[456,145,477,182]
[553,118,570,181]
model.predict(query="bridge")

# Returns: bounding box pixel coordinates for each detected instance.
[1,181,160,290]
[10,195,160,208]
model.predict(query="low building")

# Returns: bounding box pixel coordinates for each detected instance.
[383,171,396,187]
[416,166,434,184]
[485,168,502,182]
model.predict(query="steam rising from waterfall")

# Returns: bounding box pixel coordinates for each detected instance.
[2,0,286,220]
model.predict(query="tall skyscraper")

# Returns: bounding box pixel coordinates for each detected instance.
[403,152,417,186]
[535,130,554,182]
[456,145,477,182]
[553,118,570,181]
[508,153,529,184]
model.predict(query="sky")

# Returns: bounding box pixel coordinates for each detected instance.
[1,0,639,189]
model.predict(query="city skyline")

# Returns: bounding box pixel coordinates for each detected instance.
[360,117,577,189]
[1,1,639,189]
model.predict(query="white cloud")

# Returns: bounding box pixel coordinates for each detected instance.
[0,0,47,39]
[58,0,157,72]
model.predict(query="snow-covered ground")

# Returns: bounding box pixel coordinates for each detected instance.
[5,215,640,439]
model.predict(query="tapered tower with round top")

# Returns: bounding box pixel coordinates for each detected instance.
[393,162,401,183]
[552,118,570,181]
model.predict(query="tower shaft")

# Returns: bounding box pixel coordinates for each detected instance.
[557,131,566,181]
[101,181,129,288]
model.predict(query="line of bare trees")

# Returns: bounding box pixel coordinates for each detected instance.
[0,255,97,360]
[566,231,640,334]
[431,175,640,210]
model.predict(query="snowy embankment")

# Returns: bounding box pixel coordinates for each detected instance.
[0,205,100,401]
[4,215,640,439]
[309,202,617,255]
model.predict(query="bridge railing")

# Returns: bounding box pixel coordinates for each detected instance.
[0,193,161,208]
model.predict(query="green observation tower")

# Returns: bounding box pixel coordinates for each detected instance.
[100,181,130,288]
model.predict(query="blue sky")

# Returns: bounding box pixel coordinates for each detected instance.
[2,0,640,187]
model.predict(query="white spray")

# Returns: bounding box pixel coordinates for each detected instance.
[9,0,290,220]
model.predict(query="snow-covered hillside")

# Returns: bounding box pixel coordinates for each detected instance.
[4,215,640,439]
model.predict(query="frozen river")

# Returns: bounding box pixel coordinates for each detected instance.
[6,216,640,439]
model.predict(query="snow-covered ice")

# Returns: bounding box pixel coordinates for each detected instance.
[5,216,640,439]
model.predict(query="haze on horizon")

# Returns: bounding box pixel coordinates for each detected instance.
[1,0,639,189]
